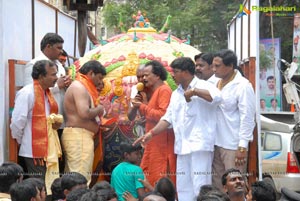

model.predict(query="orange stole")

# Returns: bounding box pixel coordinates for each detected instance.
[90,117,117,187]
[76,73,99,104]
[32,80,58,158]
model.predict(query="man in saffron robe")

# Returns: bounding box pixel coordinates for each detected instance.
[131,60,176,187]
[62,60,106,184]
[10,60,61,189]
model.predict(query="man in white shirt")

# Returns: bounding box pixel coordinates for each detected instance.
[10,60,60,180]
[134,57,222,201]
[194,52,218,84]
[212,49,256,191]
[24,33,72,130]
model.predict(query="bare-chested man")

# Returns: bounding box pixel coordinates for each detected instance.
[62,60,106,184]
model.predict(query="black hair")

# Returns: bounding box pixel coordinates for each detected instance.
[0,162,24,193]
[61,49,68,57]
[66,188,89,201]
[145,60,167,81]
[51,177,65,201]
[120,141,142,157]
[198,184,219,197]
[31,60,56,79]
[91,181,111,191]
[80,191,104,201]
[61,172,87,191]
[91,181,117,200]
[29,178,45,196]
[10,178,39,201]
[194,53,213,65]
[221,168,242,186]
[197,190,230,201]
[267,75,275,81]
[251,181,276,201]
[155,177,176,201]
[270,98,278,103]
[40,33,64,51]
[170,57,195,75]
[213,49,238,69]
[79,60,107,76]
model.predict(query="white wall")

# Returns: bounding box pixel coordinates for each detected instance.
[0,0,4,164]
[0,0,88,164]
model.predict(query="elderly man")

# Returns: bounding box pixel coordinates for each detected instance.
[131,60,176,187]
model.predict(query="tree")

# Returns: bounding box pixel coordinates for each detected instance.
[259,0,300,64]
[102,0,242,51]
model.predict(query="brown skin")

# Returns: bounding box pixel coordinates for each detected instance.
[43,42,72,89]
[64,70,105,134]
[123,150,151,199]
[32,187,43,201]
[134,68,212,147]
[127,67,148,121]
[223,172,245,201]
[38,63,62,130]
[131,65,163,108]
[195,58,214,80]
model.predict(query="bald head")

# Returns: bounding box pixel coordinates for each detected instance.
[143,194,167,201]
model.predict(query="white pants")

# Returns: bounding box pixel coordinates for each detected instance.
[176,151,213,201]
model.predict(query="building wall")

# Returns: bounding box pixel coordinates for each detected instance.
[0,0,86,164]
[0,0,5,163]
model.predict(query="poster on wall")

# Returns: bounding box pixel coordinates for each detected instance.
[259,38,282,112]
[293,13,300,75]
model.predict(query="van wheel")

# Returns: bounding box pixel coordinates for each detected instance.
[263,176,280,200]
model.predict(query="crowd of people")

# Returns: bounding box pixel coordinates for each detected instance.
[2,31,274,201]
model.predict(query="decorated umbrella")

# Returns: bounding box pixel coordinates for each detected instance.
[70,11,200,183]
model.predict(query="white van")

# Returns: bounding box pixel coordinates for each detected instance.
[261,114,300,192]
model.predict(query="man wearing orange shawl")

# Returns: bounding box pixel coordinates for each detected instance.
[10,60,62,192]
[62,60,106,185]
[132,60,176,187]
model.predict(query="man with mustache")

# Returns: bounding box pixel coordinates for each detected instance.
[10,60,61,183]
[131,60,176,187]
[194,53,217,83]
[222,168,247,201]
[212,49,255,191]
[62,60,106,184]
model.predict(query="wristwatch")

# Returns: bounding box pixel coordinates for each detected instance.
[238,146,246,153]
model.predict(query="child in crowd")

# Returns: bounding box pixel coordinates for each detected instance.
[10,178,45,201]
[0,162,24,200]
[61,172,88,198]
[111,141,148,201]
[51,177,65,201]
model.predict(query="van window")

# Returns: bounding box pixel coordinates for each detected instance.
[263,132,282,151]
